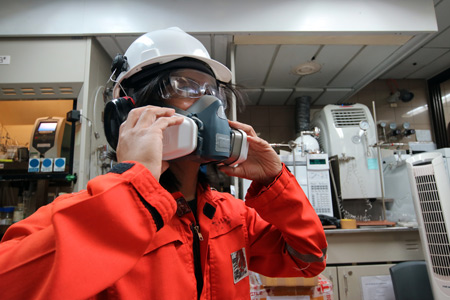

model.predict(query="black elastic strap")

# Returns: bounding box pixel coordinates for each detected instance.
[109,162,135,174]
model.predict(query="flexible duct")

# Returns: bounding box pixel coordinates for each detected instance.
[295,96,312,135]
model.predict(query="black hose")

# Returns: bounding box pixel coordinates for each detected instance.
[295,96,312,134]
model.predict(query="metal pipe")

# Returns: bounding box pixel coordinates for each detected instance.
[372,101,387,221]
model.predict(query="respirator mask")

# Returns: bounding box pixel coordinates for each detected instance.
[104,95,248,166]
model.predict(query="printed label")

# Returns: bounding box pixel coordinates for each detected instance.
[231,247,248,284]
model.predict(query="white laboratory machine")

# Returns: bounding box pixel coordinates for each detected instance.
[434,148,450,176]
[278,153,334,217]
[312,104,381,200]
[383,153,417,224]
[241,150,334,217]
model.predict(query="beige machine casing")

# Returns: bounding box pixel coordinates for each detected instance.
[29,117,66,158]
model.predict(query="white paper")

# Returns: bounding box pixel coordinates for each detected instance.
[415,129,432,142]
[361,275,395,300]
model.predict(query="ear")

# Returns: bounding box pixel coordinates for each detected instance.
[103,97,136,150]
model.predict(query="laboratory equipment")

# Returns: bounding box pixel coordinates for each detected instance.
[406,152,450,299]
[29,117,69,158]
[382,153,417,224]
[311,103,381,200]
[279,153,334,217]
[434,148,450,176]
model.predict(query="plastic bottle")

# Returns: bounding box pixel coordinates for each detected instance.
[0,207,5,224]
[13,196,24,223]
[1,207,15,225]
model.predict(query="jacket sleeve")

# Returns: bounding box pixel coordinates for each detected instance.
[0,162,177,300]
[244,163,327,278]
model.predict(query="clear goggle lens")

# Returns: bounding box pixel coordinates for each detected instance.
[159,69,227,108]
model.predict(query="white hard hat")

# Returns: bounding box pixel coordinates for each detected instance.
[112,27,232,98]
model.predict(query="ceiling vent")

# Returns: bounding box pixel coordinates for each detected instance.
[0,83,82,99]
[1,88,16,96]
[21,87,36,96]
[40,87,55,95]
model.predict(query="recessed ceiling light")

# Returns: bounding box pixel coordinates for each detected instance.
[292,61,322,76]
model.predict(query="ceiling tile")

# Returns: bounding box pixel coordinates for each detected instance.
[265,44,320,87]
[313,90,352,105]
[258,89,292,105]
[407,50,450,79]
[426,27,450,48]
[242,88,262,105]
[434,0,450,30]
[381,47,449,79]
[235,44,278,87]
[328,45,399,88]
[299,44,363,87]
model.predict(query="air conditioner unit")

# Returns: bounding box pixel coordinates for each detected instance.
[311,104,381,200]
[406,152,450,299]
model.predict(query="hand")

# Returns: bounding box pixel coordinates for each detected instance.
[116,106,184,180]
[218,120,282,186]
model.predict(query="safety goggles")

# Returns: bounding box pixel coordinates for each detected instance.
[159,69,227,108]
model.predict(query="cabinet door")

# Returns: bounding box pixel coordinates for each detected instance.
[322,266,338,297]
[337,264,394,300]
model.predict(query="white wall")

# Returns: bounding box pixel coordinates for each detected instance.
[0,0,437,36]
[0,38,87,84]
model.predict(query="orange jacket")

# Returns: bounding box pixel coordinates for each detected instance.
[0,162,327,300]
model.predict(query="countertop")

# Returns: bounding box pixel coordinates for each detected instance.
[324,226,419,235]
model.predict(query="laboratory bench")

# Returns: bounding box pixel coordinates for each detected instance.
[322,226,424,300]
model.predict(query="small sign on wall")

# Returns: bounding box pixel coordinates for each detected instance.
[0,56,11,64]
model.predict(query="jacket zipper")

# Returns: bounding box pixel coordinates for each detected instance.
[192,224,204,241]
[190,223,204,300]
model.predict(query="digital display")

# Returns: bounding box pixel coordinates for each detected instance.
[309,159,326,165]
[38,122,57,132]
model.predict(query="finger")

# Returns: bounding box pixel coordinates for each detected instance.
[228,120,257,137]
[161,161,170,174]
[154,115,184,132]
[135,106,176,128]
[120,107,145,131]
[220,164,250,180]
[218,164,240,177]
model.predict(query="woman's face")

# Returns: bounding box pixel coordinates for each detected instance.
[160,69,223,111]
